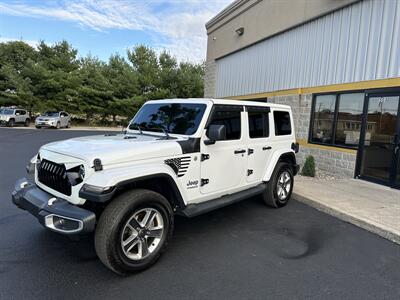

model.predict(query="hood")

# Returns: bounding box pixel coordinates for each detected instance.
[40,133,185,166]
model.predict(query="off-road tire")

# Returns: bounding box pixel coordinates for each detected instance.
[95,189,174,275]
[263,162,294,208]
[24,119,30,127]
[66,121,71,128]
[8,119,15,127]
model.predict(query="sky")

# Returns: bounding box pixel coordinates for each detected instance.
[0,0,231,63]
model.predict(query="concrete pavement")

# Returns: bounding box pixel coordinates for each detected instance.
[294,176,400,244]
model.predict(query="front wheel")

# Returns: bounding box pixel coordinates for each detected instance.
[263,162,294,208]
[8,119,15,127]
[95,189,174,275]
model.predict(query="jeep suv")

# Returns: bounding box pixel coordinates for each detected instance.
[0,108,30,127]
[12,99,299,274]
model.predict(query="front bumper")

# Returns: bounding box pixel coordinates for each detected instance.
[12,178,96,235]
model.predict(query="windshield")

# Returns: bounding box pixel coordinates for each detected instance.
[129,103,207,135]
[1,109,14,115]
[42,111,59,117]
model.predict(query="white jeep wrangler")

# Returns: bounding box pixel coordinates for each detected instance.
[12,99,299,274]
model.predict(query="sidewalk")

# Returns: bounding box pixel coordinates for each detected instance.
[293,176,400,244]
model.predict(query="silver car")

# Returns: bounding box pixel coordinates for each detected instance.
[0,108,30,127]
[35,111,71,129]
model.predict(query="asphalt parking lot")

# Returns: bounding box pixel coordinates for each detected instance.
[0,128,399,299]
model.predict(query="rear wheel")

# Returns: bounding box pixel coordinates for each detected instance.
[24,119,30,127]
[56,122,60,129]
[66,121,71,128]
[263,162,293,208]
[95,189,174,275]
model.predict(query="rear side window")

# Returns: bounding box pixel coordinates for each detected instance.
[248,109,269,139]
[274,111,292,136]
[208,106,242,140]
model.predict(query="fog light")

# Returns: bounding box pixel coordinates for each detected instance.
[44,214,83,233]
[20,181,29,189]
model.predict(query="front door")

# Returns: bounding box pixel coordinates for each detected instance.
[358,93,400,187]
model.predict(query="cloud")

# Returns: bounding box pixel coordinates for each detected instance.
[0,37,40,48]
[0,0,231,62]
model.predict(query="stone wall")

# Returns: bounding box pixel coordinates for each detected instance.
[268,94,357,178]
[204,60,217,98]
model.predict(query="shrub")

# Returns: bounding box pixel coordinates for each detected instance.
[302,155,315,177]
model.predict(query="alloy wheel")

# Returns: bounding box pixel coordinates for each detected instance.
[277,170,291,201]
[120,208,164,261]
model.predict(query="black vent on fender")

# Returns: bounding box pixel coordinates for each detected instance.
[164,156,191,177]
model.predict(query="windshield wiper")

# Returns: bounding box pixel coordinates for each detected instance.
[161,128,170,139]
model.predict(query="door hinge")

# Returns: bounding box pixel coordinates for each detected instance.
[247,169,254,176]
[248,148,254,155]
[201,178,209,186]
[201,154,210,161]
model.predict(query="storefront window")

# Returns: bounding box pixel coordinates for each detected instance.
[311,95,336,144]
[334,93,364,147]
[310,92,366,148]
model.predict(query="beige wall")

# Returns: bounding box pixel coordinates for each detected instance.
[206,0,358,61]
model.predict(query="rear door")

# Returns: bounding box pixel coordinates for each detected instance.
[200,105,247,195]
[246,106,273,183]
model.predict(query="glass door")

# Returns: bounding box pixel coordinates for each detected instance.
[359,94,400,186]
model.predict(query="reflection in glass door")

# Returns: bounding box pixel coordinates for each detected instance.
[359,95,400,186]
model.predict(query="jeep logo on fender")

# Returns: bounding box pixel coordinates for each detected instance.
[187,180,199,189]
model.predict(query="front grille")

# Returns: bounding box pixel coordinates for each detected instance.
[38,159,72,196]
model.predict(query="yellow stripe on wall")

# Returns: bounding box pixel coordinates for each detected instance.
[297,139,357,154]
[225,77,400,100]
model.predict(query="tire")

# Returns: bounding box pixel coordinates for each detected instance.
[66,121,71,128]
[95,189,174,275]
[24,119,30,127]
[263,162,294,208]
[35,126,41,129]
[8,119,15,127]
[56,122,60,129]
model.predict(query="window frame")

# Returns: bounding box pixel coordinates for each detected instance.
[273,110,292,136]
[309,90,366,150]
[246,106,270,139]
[205,104,243,141]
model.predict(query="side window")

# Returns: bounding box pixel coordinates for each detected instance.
[274,111,292,136]
[61,112,66,117]
[208,106,242,140]
[247,108,269,138]
[21,110,27,115]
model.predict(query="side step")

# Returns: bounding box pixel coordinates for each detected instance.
[179,183,266,218]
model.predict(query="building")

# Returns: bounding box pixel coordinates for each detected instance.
[205,0,400,188]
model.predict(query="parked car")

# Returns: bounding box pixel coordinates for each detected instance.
[0,108,30,127]
[12,98,299,274]
[35,111,71,129]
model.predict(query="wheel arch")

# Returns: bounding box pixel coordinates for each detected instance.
[81,173,186,212]
[262,150,298,182]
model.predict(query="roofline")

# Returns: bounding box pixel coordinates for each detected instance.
[205,0,248,29]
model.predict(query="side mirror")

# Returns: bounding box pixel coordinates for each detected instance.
[205,124,226,145]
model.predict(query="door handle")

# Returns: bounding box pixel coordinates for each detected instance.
[234,149,246,154]
[262,146,272,151]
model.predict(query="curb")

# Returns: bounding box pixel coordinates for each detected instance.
[293,192,400,245]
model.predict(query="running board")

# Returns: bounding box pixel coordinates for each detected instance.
[179,183,266,218]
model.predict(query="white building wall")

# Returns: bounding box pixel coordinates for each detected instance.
[215,0,400,98]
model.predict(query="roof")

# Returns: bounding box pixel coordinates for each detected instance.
[146,98,291,110]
